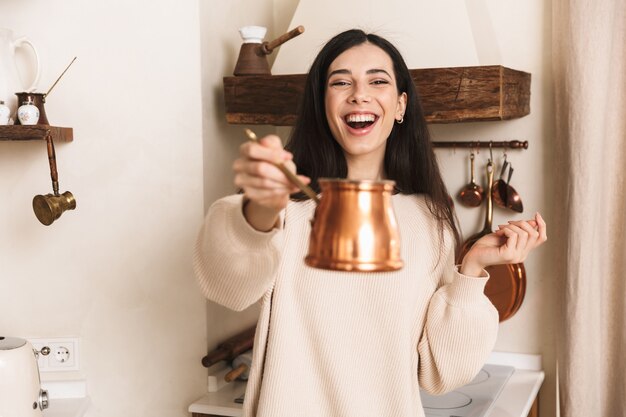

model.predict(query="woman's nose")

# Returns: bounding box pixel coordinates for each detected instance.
[349,84,370,103]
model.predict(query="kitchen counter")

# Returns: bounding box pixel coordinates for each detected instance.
[188,353,544,417]
[491,369,543,417]
[189,381,246,417]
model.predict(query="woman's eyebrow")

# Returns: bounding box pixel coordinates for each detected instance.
[328,69,351,78]
[366,68,392,77]
[327,68,392,78]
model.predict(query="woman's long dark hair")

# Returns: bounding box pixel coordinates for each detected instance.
[285,29,460,252]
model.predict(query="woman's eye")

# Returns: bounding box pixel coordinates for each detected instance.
[371,79,390,85]
[329,80,350,87]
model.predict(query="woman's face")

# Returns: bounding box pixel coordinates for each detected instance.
[324,42,407,165]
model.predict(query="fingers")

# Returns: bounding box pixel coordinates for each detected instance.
[240,135,291,164]
[536,212,548,243]
[233,134,312,209]
[235,135,292,186]
[233,158,292,187]
[495,212,547,262]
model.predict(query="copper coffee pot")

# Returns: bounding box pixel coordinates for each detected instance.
[233,26,304,76]
[32,132,76,225]
[244,129,402,272]
[305,179,403,272]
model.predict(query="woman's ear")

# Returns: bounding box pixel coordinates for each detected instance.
[396,92,408,121]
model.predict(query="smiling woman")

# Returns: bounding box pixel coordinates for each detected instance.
[324,43,407,178]
[193,28,546,417]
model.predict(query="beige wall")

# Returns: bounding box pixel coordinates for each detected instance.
[0,0,207,416]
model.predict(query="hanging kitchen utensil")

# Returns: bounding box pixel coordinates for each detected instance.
[457,150,484,207]
[32,132,76,225]
[458,160,495,257]
[15,57,77,126]
[491,159,509,209]
[234,25,305,75]
[504,164,524,213]
[457,159,526,322]
[245,128,402,272]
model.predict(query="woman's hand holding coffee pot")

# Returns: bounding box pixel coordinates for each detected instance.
[233,134,311,231]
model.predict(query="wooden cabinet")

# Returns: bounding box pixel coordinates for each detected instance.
[192,414,226,417]
[528,396,539,417]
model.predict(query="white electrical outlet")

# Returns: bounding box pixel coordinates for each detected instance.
[28,337,80,372]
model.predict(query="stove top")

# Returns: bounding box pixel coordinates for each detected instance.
[420,364,515,417]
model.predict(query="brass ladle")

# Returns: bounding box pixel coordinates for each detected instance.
[32,132,76,225]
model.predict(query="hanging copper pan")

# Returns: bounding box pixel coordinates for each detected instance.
[456,160,526,322]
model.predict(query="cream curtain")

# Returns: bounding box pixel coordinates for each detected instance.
[553,0,626,416]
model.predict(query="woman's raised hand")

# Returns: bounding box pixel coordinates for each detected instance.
[233,134,311,231]
[460,212,547,277]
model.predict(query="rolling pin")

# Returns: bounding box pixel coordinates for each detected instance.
[224,350,253,382]
[201,326,255,368]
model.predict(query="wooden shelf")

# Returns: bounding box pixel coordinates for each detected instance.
[223,65,530,125]
[0,125,73,142]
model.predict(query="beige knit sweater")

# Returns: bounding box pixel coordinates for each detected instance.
[193,193,498,417]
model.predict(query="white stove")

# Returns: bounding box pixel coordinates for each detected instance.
[420,364,515,417]
[231,364,515,416]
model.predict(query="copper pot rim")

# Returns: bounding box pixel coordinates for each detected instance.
[318,177,396,190]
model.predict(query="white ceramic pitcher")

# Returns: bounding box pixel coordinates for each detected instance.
[0,28,41,116]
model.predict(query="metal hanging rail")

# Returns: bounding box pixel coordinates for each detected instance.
[432,140,528,149]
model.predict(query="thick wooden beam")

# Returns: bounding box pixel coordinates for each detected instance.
[223,65,530,125]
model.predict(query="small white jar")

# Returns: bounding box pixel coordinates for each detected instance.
[0,100,11,125]
[17,98,39,125]
[238,26,267,43]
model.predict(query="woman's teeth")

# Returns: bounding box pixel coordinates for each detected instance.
[345,114,376,129]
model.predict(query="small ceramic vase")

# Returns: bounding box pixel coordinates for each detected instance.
[17,98,39,125]
[0,100,10,125]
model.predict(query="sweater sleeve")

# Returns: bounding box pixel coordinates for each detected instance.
[192,194,284,311]
[417,245,499,394]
